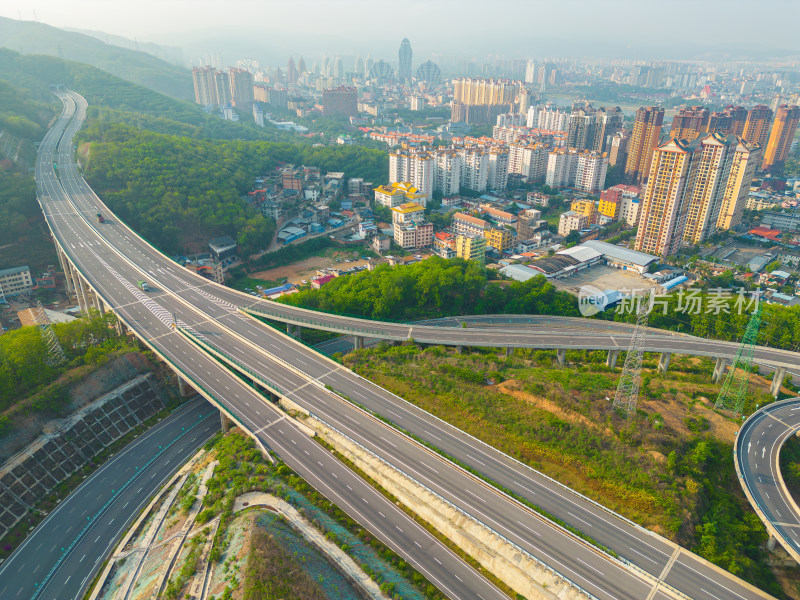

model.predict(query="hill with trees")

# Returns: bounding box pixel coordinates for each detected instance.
[0,16,192,101]
[78,122,387,254]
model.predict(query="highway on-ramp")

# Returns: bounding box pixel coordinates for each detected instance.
[0,399,219,600]
[737,397,800,564]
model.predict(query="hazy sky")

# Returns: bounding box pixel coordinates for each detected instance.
[2,0,800,60]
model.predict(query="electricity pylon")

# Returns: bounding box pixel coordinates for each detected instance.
[715,294,762,417]
[612,290,651,417]
[33,300,67,367]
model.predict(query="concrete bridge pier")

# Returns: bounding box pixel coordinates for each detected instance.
[354,335,364,351]
[771,367,787,398]
[177,375,194,398]
[56,248,74,295]
[606,350,620,369]
[286,323,302,340]
[557,348,566,366]
[768,536,777,552]
[456,345,463,354]
[220,411,233,433]
[712,357,728,382]
[658,352,671,373]
[68,265,85,314]
[504,347,513,358]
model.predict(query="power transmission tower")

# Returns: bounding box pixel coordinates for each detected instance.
[612,291,651,417]
[32,301,67,368]
[715,294,762,417]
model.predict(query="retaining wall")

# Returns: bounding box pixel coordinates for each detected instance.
[0,374,166,540]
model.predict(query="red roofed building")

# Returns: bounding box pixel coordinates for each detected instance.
[748,226,782,241]
[312,274,337,289]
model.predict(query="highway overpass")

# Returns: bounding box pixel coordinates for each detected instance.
[29,89,782,600]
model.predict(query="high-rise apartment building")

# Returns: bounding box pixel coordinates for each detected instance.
[215,70,232,105]
[453,78,517,106]
[546,149,578,189]
[431,149,461,196]
[634,138,697,256]
[607,130,630,168]
[742,105,774,147]
[459,148,489,192]
[508,142,549,181]
[455,233,486,263]
[592,107,624,152]
[567,106,596,151]
[761,104,800,173]
[322,86,357,119]
[228,68,254,108]
[288,57,298,85]
[574,151,608,193]
[527,104,569,131]
[716,139,761,231]
[635,133,760,255]
[681,134,737,246]
[487,147,509,191]
[389,149,434,199]
[707,105,747,136]
[670,106,710,141]
[192,66,218,106]
[624,106,664,185]
[398,38,413,81]
[524,59,537,84]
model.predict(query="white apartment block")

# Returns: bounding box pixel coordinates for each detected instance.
[488,147,509,191]
[545,149,578,188]
[573,152,608,193]
[458,148,489,193]
[452,212,488,237]
[620,195,640,226]
[389,149,434,198]
[433,149,462,196]
[508,142,549,181]
[0,265,33,300]
[496,113,525,127]
[527,104,569,131]
[558,211,589,237]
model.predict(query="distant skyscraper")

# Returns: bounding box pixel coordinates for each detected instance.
[364,54,373,79]
[761,105,800,173]
[322,86,357,119]
[297,56,306,77]
[624,106,664,185]
[524,59,537,84]
[287,56,297,85]
[398,38,412,81]
[716,139,761,231]
[592,107,624,152]
[334,56,343,80]
[415,61,442,84]
[192,66,218,106]
[228,68,254,108]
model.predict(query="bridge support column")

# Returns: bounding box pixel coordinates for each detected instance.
[557,348,566,366]
[767,536,777,552]
[712,357,728,382]
[57,248,73,295]
[177,375,193,398]
[456,345,463,354]
[658,352,671,373]
[504,347,513,358]
[606,350,620,369]
[71,270,88,315]
[354,335,364,351]
[286,323,301,340]
[771,367,787,398]
[220,411,232,433]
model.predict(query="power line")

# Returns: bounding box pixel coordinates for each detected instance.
[612,290,650,418]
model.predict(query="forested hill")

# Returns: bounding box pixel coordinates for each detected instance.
[78,123,388,255]
[0,49,284,141]
[0,16,192,101]
[0,80,58,270]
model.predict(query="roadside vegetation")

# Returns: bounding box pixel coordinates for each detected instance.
[343,343,785,596]
[0,311,137,436]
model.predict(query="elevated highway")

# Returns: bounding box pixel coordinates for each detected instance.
[31,89,782,600]
[736,398,800,564]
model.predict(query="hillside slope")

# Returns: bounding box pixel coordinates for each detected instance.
[0,16,192,101]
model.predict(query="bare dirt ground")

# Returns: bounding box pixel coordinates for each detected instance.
[550,265,661,295]
[251,249,372,285]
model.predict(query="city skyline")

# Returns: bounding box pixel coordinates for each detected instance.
[1,0,799,63]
